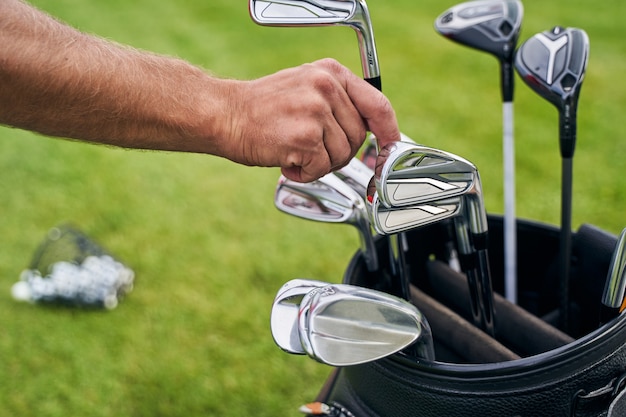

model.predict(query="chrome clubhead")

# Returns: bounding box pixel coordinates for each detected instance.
[368,194,464,235]
[249,0,355,24]
[275,173,379,271]
[334,157,373,198]
[297,283,435,366]
[275,173,363,224]
[375,141,478,209]
[366,174,463,235]
[271,279,328,354]
[249,0,381,88]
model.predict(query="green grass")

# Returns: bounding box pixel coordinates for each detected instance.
[1,0,625,416]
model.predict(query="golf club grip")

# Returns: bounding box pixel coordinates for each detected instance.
[365,76,381,91]
[409,285,519,363]
[426,260,574,356]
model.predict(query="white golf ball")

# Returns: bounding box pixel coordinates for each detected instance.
[11,281,32,302]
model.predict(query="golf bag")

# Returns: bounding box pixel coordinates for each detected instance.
[310,217,626,417]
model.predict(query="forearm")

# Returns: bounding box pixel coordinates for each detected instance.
[0,0,232,154]
[0,0,400,183]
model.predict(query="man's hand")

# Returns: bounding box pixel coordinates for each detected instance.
[227,58,400,182]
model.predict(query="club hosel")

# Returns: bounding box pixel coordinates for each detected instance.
[559,102,578,159]
[500,59,515,103]
[458,251,477,270]
[465,183,489,241]
[472,231,489,252]
[366,76,382,91]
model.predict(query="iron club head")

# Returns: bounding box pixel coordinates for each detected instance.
[366,178,463,235]
[374,141,478,209]
[271,279,328,354]
[249,0,381,88]
[297,283,435,366]
[275,173,379,271]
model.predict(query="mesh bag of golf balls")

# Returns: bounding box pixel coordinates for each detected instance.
[10,224,134,310]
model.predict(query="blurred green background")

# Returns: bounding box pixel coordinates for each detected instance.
[0,0,624,415]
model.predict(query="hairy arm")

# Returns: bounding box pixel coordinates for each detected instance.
[0,0,400,182]
[0,0,230,152]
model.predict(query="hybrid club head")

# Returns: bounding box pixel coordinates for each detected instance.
[435,0,523,63]
[275,173,378,271]
[271,279,328,354]
[515,26,589,158]
[374,141,478,209]
[297,283,435,365]
[249,0,381,88]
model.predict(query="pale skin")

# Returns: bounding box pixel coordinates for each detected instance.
[0,0,400,183]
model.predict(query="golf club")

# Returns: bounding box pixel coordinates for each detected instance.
[249,0,380,89]
[250,0,415,301]
[371,141,496,336]
[515,26,589,331]
[275,173,379,272]
[462,173,496,336]
[600,228,626,325]
[435,0,523,304]
[297,282,436,365]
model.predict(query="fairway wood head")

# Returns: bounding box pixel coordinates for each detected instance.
[375,141,478,209]
[271,279,328,354]
[298,283,435,366]
[435,0,523,62]
[515,26,589,110]
[515,26,589,158]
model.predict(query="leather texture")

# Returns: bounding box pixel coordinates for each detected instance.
[311,218,626,417]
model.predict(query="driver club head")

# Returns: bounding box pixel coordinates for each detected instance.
[249,0,380,86]
[374,141,478,209]
[434,0,523,62]
[297,283,435,366]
